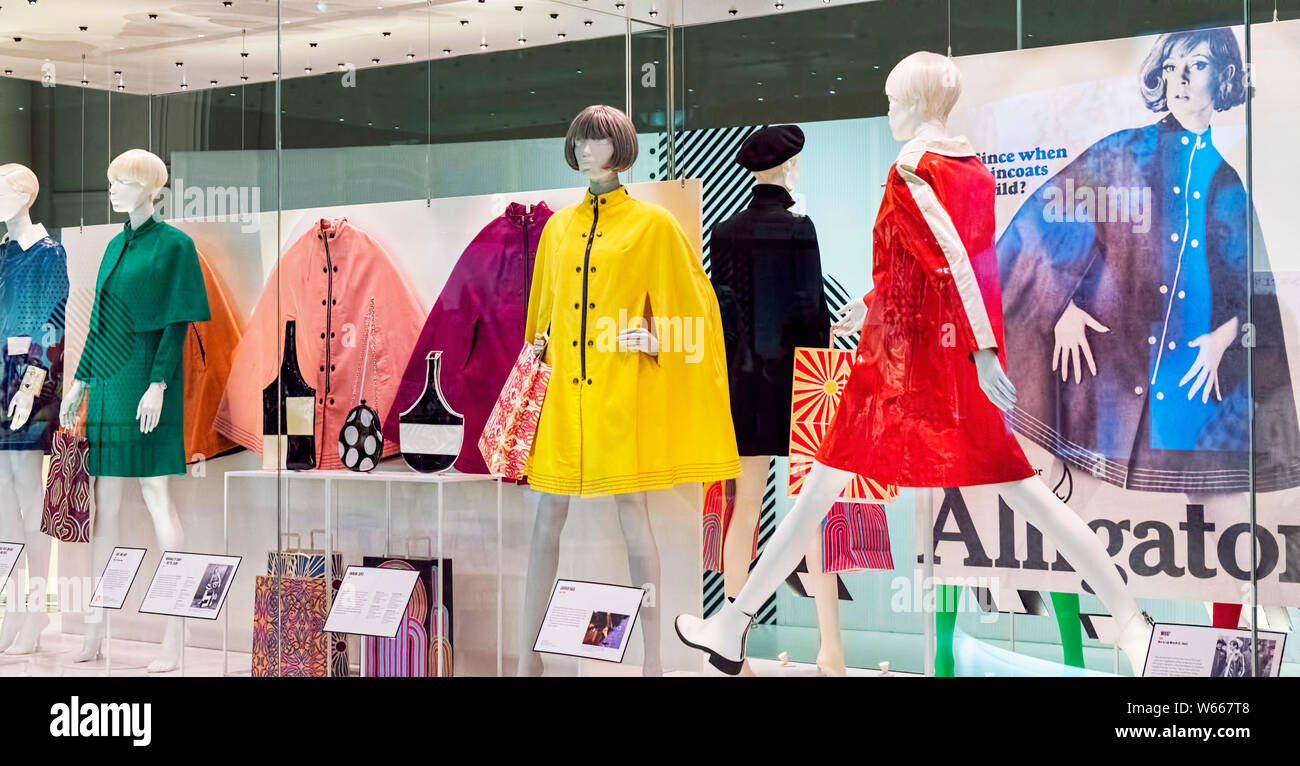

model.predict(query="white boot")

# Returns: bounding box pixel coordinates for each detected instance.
[674,599,753,675]
[5,610,47,655]
[1117,611,1154,677]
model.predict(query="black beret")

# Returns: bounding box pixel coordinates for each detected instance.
[735,125,805,172]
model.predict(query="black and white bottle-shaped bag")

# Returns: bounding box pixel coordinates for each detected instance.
[263,319,317,471]
[339,298,384,472]
[399,350,464,473]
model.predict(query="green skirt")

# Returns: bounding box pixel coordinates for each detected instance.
[86,328,186,477]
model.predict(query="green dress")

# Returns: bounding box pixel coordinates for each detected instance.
[74,217,210,477]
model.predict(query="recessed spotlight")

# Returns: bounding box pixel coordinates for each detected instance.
[148,13,157,19]
[443,48,452,55]
[480,41,488,49]
[459,19,469,26]
[12,37,21,43]
[371,57,380,63]
[304,66,312,73]
[382,31,391,37]
[176,61,184,68]
[80,78,88,85]
[223,1,232,6]
[517,36,526,45]
[240,75,249,81]
[583,19,593,26]
[78,26,88,31]
[210,79,218,85]
[514,5,523,10]
[774,1,784,9]
[728,8,738,16]
[549,12,558,19]
[615,1,624,8]
[117,84,125,90]
[113,70,122,76]
[3,70,12,76]
[557,32,567,38]
[406,52,415,59]
[180,82,188,89]
[337,62,346,70]
[649,8,658,17]
[309,42,318,48]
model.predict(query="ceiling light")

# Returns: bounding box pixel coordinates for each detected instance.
[443,48,452,55]
[407,52,415,59]
[371,57,380,63]
[304,66,312,73]
[517,36,527,45]
[557,32,567,38]
[583,19,593,26]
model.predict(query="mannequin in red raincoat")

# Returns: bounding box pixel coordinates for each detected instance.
[676,51,1155,676]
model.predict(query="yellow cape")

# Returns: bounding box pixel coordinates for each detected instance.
[524,186,740,497]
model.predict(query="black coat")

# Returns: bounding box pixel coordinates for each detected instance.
[710,185,831,456]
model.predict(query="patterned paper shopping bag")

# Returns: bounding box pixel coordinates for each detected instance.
[479,342,551,480]
[788,347,899,503]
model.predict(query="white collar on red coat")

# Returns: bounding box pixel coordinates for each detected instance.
[897,121,975,167]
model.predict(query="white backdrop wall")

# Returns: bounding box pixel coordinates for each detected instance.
[56,178,707,676]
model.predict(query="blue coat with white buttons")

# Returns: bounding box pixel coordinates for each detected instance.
[997,113,1299,493]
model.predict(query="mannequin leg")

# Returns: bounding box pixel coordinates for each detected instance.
[1050,592,1085,668]
[804,528,846,676]
[722,455,768,675]
[613,491,662,677]
[0,456,26,652]
[995,477,1149,674]
[139,476,186,673]
[515,490,571,676]
[6,451,52,654]
[934,584,960,676]
[675,460,854,673]
[76,476,127,662]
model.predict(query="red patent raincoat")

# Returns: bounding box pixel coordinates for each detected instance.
[816,135,1034,487]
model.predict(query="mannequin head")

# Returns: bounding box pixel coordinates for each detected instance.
[565,105,638,185]
[885,51,963,140]
[752,154,800,192]
[0,164,38,222]
[107,149,168,214]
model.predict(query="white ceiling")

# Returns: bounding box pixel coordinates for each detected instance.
[0,0,870,95]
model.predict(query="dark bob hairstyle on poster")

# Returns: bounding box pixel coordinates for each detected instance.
[1139,28,1249,113]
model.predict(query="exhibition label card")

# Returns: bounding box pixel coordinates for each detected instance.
[0,541,24,594]
[533,579,645,663]
[139,551,242,620]
[324,565,422,638]
[89,547,148,610]
[1144,623,1288,677]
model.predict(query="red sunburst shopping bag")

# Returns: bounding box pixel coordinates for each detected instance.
[788,346,899,503]
[789,346,896,573]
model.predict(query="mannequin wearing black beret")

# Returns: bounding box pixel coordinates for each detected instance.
[709,125,843,675]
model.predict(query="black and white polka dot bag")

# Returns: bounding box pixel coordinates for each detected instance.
[339,298,383,472]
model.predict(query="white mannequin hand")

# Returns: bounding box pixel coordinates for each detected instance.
[7,390,34,431]
[60,380,87,430]
[1180,316,1238,403]
[532,332,548,359]
[618,327,658,357]
[974,348,1017,412]
[1052,300,1109,384]
[832,297,868,337]
[137,382,165,434]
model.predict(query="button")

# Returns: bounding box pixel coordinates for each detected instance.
[587,379,593,385]
[575,266,581,272]
[328,398,334,405]
[574,302,580,309]
[1190,239,1199,248]
[572,377,579,384]
[1181,136,1190,145]
[581,232,588,239]
[1159,285,1168,294]
[571,340,577,347]
[1170,232,1179,242]
[1148,336,1157,345]
[332,299,336,305]
[320,332,325,339]
[1168,342,1176,350]
[322,300,326,306]
[596,231,603,237]
[600,198,606,205]
[322,267,327,273]
[587,340,594,347]
[590,267,596,273]
[1173,186,1181,194]
[330,332,335,338]
[1193,190,1201,199]
[1134,386,1144,395]
[330,364,335,371]
[1197,138,1206,148]
[319,365,324,372]
[1156,391,1165,400]
[588,302,595,309]
[1178,290,1185,299]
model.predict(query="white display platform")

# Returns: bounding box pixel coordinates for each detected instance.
[223,468,503,676]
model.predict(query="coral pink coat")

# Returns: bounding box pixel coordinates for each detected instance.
[216,219,425,469]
